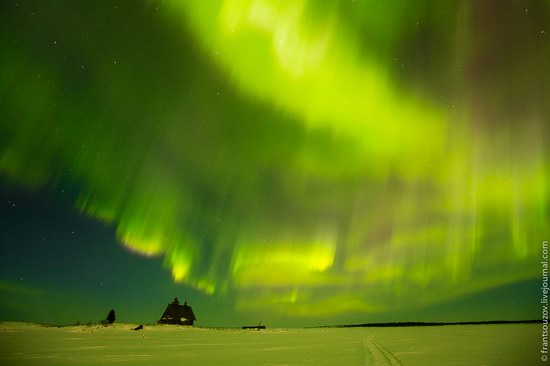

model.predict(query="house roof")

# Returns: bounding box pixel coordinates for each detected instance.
[160,297,196,321]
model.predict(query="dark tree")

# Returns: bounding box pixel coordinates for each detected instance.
[106,309,116,324]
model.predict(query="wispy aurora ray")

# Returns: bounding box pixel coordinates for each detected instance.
[0,0,548,319]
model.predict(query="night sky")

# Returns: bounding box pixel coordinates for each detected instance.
[0,0,548,327]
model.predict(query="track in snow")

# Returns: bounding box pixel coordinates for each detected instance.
[364,335,402,366]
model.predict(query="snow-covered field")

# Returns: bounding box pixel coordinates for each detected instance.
[0,322,539,365]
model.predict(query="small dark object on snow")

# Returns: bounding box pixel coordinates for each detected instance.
[242,325,266,330]
[242,321,265,330]
[132,324,144,331]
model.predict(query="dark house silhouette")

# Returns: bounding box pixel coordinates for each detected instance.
[158,297,196,326]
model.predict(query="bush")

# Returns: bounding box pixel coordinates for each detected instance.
[106,309,116,324]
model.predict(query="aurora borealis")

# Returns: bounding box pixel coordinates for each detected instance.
[0,0,549,326]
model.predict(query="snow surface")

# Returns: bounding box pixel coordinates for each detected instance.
[0,322,539,365]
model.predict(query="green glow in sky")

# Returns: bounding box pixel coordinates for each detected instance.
[0,0,549,323]
[173,0,446,168]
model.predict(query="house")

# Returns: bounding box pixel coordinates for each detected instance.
[158,297,196,326]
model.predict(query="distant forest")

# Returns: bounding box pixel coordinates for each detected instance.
[316,320,540,328]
